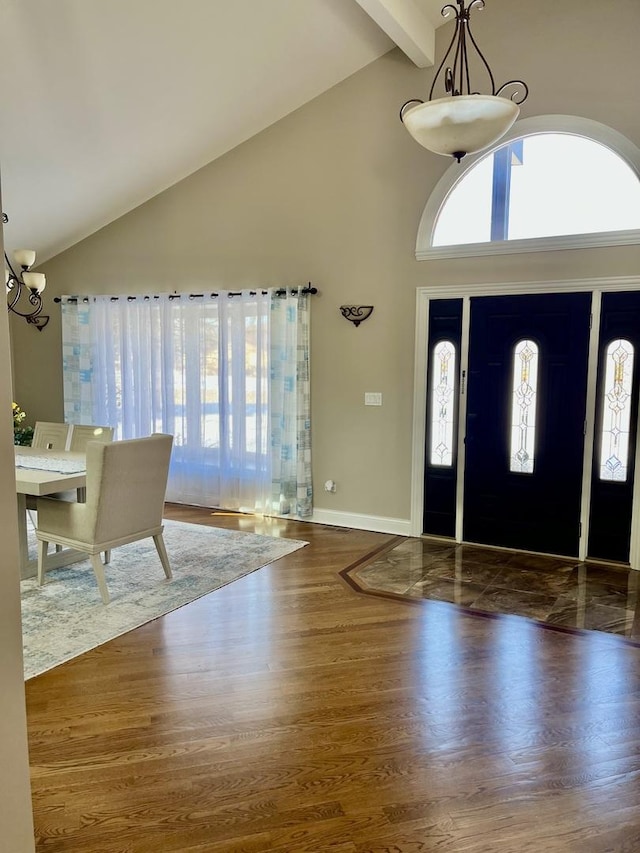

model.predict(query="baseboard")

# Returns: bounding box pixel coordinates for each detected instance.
[308,508,412,536]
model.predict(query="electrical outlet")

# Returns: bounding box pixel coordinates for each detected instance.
[364,392,382,406]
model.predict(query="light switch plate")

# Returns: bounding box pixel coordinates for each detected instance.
[364,392,382,406]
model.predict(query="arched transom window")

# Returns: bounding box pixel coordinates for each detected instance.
[416,117,640,260]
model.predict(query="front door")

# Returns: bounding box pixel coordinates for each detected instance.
[463,292,592,556]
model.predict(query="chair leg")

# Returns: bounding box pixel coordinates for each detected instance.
[153,534,173,579]
[29,510,62,552]
[37,539,49,587]
[89,554,110,604]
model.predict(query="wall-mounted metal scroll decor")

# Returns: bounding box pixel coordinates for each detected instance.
[340,305,374,327]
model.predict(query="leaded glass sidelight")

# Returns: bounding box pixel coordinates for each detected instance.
[430,340,457,466]
[599,339,635,481]
[509,339,539,474]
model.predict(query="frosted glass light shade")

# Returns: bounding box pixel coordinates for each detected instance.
[22,271,46,293]
[13,248,36,268]
[401,94,520,160]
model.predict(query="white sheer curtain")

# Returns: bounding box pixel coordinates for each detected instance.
[270,290,312,517]
[61,289,313,516]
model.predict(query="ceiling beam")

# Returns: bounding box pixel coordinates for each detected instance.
[353,0,436,68]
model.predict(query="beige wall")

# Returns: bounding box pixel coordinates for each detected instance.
[1,192,36,849]
[12,0,640,523]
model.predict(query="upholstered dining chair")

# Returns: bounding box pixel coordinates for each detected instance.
[32,421,71,451]
[68,424,114,452]
[66,424,114,502]
[36,433,174,604]
[27,424,114,518]
[26,422,75,527]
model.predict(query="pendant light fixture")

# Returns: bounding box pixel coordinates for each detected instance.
[399,0,528,163]
[3,212,49,330]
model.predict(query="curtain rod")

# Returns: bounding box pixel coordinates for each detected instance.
[54,284,318,304]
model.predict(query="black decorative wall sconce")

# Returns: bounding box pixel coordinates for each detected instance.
[340,305,374,327]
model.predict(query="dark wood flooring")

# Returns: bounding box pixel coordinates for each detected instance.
[26,504,640,852]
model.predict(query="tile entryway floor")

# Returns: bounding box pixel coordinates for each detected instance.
[347,537,640,641]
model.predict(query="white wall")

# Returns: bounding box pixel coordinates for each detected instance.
[0,188,36,850]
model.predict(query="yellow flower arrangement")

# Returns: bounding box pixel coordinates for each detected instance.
[13,402,33,445]
[12,402,26,427]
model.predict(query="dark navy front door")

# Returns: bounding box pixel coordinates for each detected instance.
[463,292,591,556]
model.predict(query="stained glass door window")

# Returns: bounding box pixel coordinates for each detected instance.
[599,339,635,481]
[509,339,539,473]
[430,340,456,466]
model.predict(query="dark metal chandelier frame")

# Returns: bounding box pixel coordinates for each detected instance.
[430,0,528,102]
[3,212,49,330]
[399,0,529,161]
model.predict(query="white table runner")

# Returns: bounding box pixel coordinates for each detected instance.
[15,453,86,474]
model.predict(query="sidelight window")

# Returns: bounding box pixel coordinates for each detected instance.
[509,340,539,474]
[430,340,457,466]
[599,339,635,481]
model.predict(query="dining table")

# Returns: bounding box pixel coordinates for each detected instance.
[15,446,87,579]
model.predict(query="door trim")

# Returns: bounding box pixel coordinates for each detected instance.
[411,275,640,568]
[455,298,471,543]
[579,291,601,561]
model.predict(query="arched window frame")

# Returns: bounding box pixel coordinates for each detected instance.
[416,116,640,261]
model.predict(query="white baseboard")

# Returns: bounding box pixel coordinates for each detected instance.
[308,508,412,536]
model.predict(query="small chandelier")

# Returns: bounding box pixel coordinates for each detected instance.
[399,0,528,163]
[3,213,49,330]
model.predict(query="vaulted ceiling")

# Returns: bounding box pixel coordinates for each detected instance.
[0,0,447,263]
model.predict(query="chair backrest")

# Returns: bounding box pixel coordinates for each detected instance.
[84,434,173,545]
[32,421,71,451]
[68,424,114,452]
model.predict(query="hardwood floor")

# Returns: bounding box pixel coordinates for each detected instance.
[26,505,640,852]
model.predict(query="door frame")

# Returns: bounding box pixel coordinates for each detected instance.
[410,275,640,568]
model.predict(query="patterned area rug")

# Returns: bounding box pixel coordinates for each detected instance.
[21,519,307,680]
